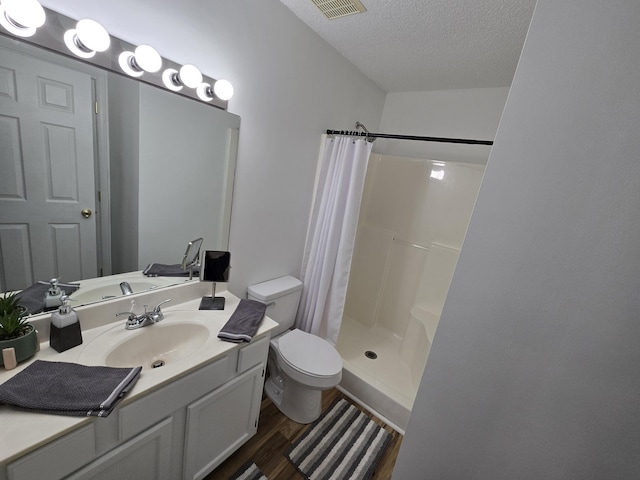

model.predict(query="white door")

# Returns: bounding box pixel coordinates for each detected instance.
[0,47,97,291]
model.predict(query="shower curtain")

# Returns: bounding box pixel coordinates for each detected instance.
[296,135,372,345]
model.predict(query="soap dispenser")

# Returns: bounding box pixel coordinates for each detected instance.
[49,295,83,353]
[44,278,65,310]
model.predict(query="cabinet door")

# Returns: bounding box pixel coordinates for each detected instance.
[184,363,265,480]
[67,417,173,480]
[6,424,95,480]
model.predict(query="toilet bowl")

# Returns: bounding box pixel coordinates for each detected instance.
[265,328,342,423]
[247,276,343,424]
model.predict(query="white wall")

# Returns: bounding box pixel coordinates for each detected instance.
[376,87,509,163]
[394,1,640,478]
[40,0,386,296]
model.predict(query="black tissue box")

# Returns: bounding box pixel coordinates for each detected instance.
[50,322,83,353]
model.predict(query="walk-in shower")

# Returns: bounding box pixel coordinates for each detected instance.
[336,152,485,432]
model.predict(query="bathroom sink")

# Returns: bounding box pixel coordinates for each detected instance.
[103,322,210,370]
[69,281,162,305]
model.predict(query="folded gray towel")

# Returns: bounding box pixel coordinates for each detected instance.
[0,360,142,417]
[17,281,80,315]
[142,263,198,277]
[218,299,267,343]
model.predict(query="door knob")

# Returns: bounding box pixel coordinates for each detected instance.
[81,208,92,218]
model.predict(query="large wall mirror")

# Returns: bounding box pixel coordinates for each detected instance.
[0,32,240,304]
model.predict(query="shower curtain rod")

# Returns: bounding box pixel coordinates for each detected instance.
[326,121,493,146]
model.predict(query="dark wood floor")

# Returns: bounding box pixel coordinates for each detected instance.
[205,388,403,479]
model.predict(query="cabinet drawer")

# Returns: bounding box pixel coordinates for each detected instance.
[237,335,269,373]
[119,356,228,441]
[7,424,95,480]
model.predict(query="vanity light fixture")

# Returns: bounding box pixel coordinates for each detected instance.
[0,6,232,108]
[119,44,162,77]
[196,79,234,102]
[63,18,110,59]
[0,0,45,38]
[162,64,202,91]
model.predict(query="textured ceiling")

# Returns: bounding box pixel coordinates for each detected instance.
[280,0,537,92]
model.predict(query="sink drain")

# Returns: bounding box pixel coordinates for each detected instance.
[364,350,378,360]
[151,359,165,369]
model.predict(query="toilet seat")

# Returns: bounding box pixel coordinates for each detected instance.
[278,329,342,377]
[272,329,342,388]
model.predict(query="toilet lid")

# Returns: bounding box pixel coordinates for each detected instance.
[278,329,342,377]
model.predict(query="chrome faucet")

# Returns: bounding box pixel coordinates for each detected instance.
[117,299,171,330]
[120,281,133,295]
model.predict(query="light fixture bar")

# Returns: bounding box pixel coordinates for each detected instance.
[0,6,231,109]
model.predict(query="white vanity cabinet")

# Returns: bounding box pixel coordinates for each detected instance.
[184,363,264,480]
[67,418,175,480]
[1,335,270,480]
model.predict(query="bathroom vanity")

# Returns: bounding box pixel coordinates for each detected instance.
[0,281,276,480]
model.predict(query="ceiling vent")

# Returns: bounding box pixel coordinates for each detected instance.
[312,0,367,20]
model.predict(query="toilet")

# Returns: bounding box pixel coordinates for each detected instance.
[247,275,342,424]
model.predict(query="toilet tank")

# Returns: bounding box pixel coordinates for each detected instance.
[247,275,303,337]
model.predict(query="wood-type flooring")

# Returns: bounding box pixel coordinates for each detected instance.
[205,388,403,479]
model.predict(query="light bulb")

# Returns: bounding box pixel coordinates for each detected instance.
[119,51,143,77]
[134,45,162,73]
[196,80,234,103]
[76,19,109,52]
[196,82,213,102]
[119,45,161,77]
[213,79,234,101]
[64,19,110,59]
[179,64,202,88]
[0,0,45,37]
[162,68,183,92]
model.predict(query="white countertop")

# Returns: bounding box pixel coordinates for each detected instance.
[0,282,276,464]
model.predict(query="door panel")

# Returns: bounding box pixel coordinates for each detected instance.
[0,46,96,291]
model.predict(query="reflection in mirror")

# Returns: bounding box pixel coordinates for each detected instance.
[199,251,231,311]
[0,35,240,310]
[181,237,204,279]
[66,274,176,306]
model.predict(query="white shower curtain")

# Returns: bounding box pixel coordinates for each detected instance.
[296,135,372,346]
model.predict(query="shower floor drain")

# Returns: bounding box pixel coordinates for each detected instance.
[364,350,378,360]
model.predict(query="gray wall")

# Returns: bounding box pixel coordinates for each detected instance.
[394,0,640,478]
[137,85,240,268]
[108,73,139,274]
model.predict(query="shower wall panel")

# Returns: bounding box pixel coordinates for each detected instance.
[338,152,486,430]
[344,225,393,328]
[377,240,428,337]
[344,154,485,337]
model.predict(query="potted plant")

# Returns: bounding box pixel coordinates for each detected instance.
[0,292,38,367]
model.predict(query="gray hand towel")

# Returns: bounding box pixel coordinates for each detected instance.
[217,299,267,343]
[142,263,199,277]
[0,360,142,417]
[17,281,80,315]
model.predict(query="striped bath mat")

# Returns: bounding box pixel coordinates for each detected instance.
[229,461,267,480]
[286,398,392,480]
